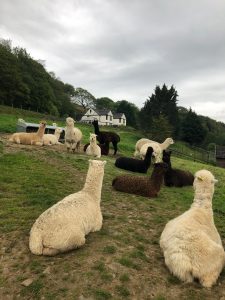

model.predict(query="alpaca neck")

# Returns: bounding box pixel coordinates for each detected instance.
[94,123,100,135]
[144,153,152,166]
[150,169,164,189]
[37,126,45,137]
[160,140,170,150]
[54,132,61,140]
[90,140,97,148]
[83,166,104,201]
[191,188,213,210]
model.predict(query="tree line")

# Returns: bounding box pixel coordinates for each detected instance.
[1,39,225,148]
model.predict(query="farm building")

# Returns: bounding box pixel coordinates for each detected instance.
[80,108,126,126]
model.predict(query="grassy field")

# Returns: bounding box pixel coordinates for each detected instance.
[1,107,225,299]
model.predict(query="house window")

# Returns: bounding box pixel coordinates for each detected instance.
[119,118,121,123]
[123,119,125,124]
[106,115,108,120]
[89,109,92,113]
[110,116,112,121]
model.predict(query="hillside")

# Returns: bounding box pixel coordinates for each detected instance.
[1,108,225,299]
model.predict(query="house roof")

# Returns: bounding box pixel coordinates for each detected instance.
[113,113,125,119]
[95,109,112,115]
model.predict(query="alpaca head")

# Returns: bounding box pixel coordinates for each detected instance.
[152,162,168,175]
[146,146,154,156]
[194,170,218,193]
[55,128,62,135]
[92,119,98,126]
[39,120,46,129]
[165,138,174,145]
[66,117,75,127]
[88,159,107,171]
[162,150,172,164]
[89,133,97,143]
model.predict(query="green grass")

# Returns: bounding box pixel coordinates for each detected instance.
[1,106,225,299]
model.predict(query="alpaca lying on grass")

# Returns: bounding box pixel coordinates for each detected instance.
[43,128,63,146]
[162,150,194,187]
[65,117,82,152]
[9,121,46,145]
[160,170,225,288]
[85,134,101,158]
[29,160,106,256]
[112,162,168,197]
[135,137,174,160]
[115,146,153,173]
[84,141,110,156]
[92,120,120,155]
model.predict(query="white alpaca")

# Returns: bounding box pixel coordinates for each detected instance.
[52,122,57,127]
[86,133,101,158]
[134,137,174,158]
[43,128,62,146]
[65,117,82,152]
[18,118,26,123]
[9,121,46,146]
[140,142,163,162]
[29,160,106,256]
[160,169,225,288]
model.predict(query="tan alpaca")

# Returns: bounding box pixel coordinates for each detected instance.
[43,128,62,145]
[86,133,101,158]
[9,121,46,145]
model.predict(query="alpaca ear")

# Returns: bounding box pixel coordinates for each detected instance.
[102,160,107,165]
[196,175,203,181]
[213,178,218,184]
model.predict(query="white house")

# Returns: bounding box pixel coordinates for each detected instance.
[112,113,126,126]
[80,109,126,126]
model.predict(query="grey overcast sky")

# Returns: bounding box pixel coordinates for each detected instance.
[0,0,225,121]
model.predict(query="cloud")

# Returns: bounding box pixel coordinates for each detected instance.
[0,0,225,121]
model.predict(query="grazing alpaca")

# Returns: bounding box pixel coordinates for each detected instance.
[86,134,101,158]
[160,170,225,288]
[162,150,194,187]
[29,160,107,256]
[135,137,174,158]
[9,121,46,145]
[92,120,120,155]
[112,162,168,197]
[115,147,153,173]
[65,117,82,152]
[43,128,63,146]
[84,141,110,156]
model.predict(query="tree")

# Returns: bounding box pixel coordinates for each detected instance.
[71,87,96,109]
[181,109,207,145]
[95,97,115,111]
[140,84,179,136]
[149,114,173,142]
[115,100,139,128]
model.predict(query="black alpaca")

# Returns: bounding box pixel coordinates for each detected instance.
[162,150,194,187]
[83,141,110,156]
[115,147,153,173]
[92,120,120,155]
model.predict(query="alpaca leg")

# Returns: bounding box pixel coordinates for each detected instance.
[66,141,71,152]
[112,141,118,155]
[72,142,77,153]
[15,137,20,144]
[43,247,60,256]
[76,141,81,152]
[91,213,103,232]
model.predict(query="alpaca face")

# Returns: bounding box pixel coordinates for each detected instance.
[194,169,218,191]
[66,117,75,126]
[55,128,62,135]
[39,121,46,128]
[166,138,174,144]
[90,133,97,143]
[92,120,98,125]
[89,159,107,168]
[154,162,168,174]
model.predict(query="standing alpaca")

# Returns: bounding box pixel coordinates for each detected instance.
[134,137,174,158]
[162,150,194,187]
[43,128,63,146]
[115,147,153,173]
[160,170,225,288]
[84,141,110,156]
[85,134,101,158]
[29,160,107,256]
[112,162,168,197]
[65,117,82,152]
[9,121,46,145]
[92,120,120,155]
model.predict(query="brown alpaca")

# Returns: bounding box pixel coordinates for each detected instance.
[9,121,46,145]
[112,162,168,197]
